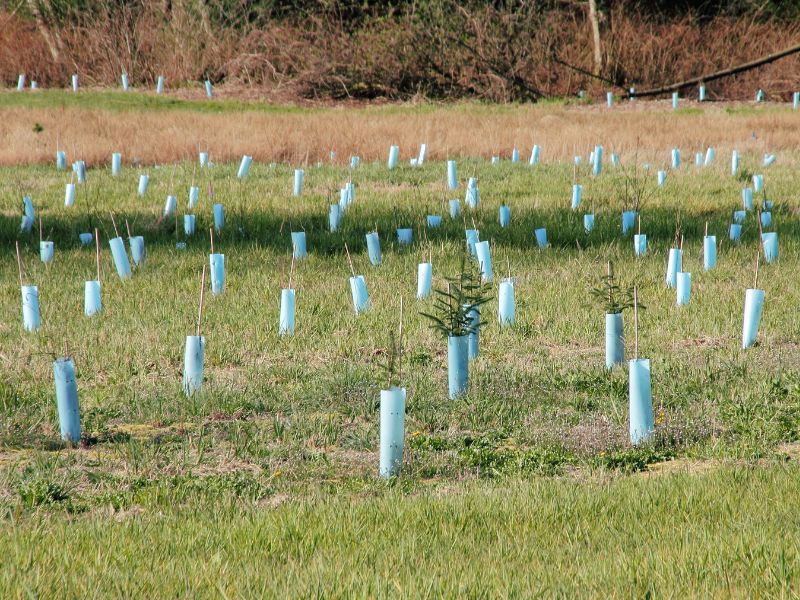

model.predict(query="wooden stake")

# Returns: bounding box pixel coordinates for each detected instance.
[680,235,684,253]
[125,219,132,239]
[197,264,207,338]
[637,214,641,235]
[95,228,101,282]
[704,221,708,237]
[209,228,215,254]
[110,212,120,238]
[288,253,295,290]
[39,216,43,243]
[15,240,24,286]
[344,243,355,277]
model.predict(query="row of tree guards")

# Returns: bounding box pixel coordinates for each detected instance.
[13,69,800,111]
[16,143,779,478]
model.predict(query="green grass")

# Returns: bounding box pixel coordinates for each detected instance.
[2,140,800,594]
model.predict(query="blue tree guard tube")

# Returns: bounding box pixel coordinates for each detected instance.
[112,152,122,176]
[17,73,25,91]
[695,152,703,167]
[329,204,341,232]
[742,188,753,211]
[213,203,225,231]
[183,335,205,395]
[534,228,548,248]
[79,232,93,246]
[137,174,149,196]
[665,248,682,288]
[279,288,296,335]
[237,155,253,178]
[794,91,800,110]
[622,211,637,234]
[511,148,520,163]
[448,335,469,399]
[465,178,479,208]
[592,145,603,176]
[71,73,79,91]
[109,237,132,279]
[465,229,479,255]
[417,262,432,299]
[350,155,360,168]
[40,241,54,264]
[20,215,33,233]
[350,275,369,314]
[704,147,716,166]
[607,92,613,107]
[611,153,620,167]
[699,84,706,101]
[657,170,666,186]
[163,195,177,217]
[499,204,511,227]
[742,288,765,349]
[129,236,145,266]
[156,75,165,94]
[427,215,442,228]
[447,160,458,189]
[676,272,692,305]
[731,150,739,176]
[753,174,763,193]
[491,156,499,165]
[761,212,772,229]
[73,160,86,183]
[121,72,129,91]
[388,145,399,169]
[366,232,382,265]
[672,91,679,109]
[764,200,773,210]
[733,210,746,224]
[529,145,541,165]
[634,234,647,257]
[418,143,427,165]
[763,154,776,167]
[184,214,196,236]
[584,213,595,233]
[293,169,304,196]
[379,387,406,477]
[291,231,307,259]
[21,285,41,331]
[629,359,654,445]
[605,312,624,369]
[53,358,80,443]
[499,279,515,327]
[56,150,67,170]
[210,253,225,294]
[571,184,582,210]
[762,232,778,262]
[188,186,199,209]
[756,89,764,102]
[396,228,413,246]
[671,148,680,169]
[475,240,493,282]
[703,235,717,271]
[467,306,480,360]
[205,80,213,98]
[729,223,742,241]
[84,280,101,317]
[449,199,460,219]
[199,152,209,167]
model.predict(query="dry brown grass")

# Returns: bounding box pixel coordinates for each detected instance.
[2,99,799,167]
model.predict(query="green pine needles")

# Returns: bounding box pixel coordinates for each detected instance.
[421,256,493,337]
[590,261,640,315]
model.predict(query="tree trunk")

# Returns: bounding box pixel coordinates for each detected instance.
[588,0,602,76]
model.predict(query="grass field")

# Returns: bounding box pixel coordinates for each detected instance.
[3,92,800,596]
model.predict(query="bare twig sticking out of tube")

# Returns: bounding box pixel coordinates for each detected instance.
[344,243,355,277]
[95,228,101,282]
[15,240,24,286]
[197,264,207,338]
[398,296,404,385]
[754,251,760,290]
[110,212,120,238]
[634,285,639,360]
